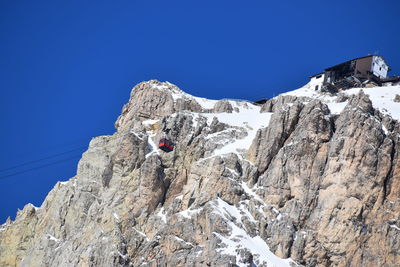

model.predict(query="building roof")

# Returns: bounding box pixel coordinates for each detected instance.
[310,55,391,77]
[325,55,388,71]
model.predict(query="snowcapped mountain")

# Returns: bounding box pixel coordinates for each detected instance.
[1,80,400,266]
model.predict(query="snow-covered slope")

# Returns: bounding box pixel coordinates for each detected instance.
[283,82,400,120]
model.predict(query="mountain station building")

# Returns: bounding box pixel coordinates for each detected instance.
[310,55,400,92]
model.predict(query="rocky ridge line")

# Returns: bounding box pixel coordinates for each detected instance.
[0,80,399,267]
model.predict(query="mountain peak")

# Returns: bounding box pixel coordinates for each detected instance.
[1,80,400,266]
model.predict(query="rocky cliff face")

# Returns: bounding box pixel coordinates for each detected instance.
[1,80,399,267]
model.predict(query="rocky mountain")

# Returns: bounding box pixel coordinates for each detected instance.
[1,80,399,267]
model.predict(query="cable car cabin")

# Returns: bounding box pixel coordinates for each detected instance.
[158,138,174,152]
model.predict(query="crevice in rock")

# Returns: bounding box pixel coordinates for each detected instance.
[382,138,395,204]
[257,104,303,178]
[159,173,169,207]
[102,162,114,188]
[188,198,196,208]
[329,115,337,137]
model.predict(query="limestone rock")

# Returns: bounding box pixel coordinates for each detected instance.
[115,80,203,132]
[213,100,233,113]
[260,94,310,113]
[1,81,400,267]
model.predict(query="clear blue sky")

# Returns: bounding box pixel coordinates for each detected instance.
[1,0,399,222]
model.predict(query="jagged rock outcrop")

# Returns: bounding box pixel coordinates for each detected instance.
[260,95,311,113]
[213,100,234,113]
[248,91,400,266]
[1,80,399,267]
[115,80,203,132]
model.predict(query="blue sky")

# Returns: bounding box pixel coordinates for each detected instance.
[1,0,399,222]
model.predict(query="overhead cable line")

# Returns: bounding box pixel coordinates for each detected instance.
[0,155,82,180]
[0,132,133,180]
[0,146,86,173]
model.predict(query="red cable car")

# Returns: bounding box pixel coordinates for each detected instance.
[158,138,174,152]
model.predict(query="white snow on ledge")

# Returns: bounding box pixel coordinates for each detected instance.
[154,81,399,164]
[346,86,400,121]
[212,198,296,267]
[142,119,159,127]
[157,207,167,223]
[46,234,60,242]
[179,207,203,219]
[282,82,400,121]
[150,80,219,109]
[201,105,272,159]
[193,96,218,109]
[390,224,400,231]
[145,131,160,158]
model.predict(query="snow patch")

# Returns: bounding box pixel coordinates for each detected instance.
[214,198,244,225]
[382,125,389,135]
[131,131,145,140]
[282,83,400,121]
[117,250,129,260]
[146,131,160,158]
[238,202,257,224]
[241,181,264,203]
[179,207,203,219]
[212,198,295,267]
[326,101,348,114]
[133,227,149,240]
[157,207,167,223]
[173,235,194,246]
[193,96,217,109]
[201,107,272,159]
[46,234,59,242]
[142,119,159,127]
[345,86,400,121]
[390,224,400,231]
[150,80,219,109]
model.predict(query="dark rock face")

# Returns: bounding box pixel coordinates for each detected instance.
[0,81,399,267]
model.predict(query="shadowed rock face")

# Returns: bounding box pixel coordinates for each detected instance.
[0,81,399,267]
